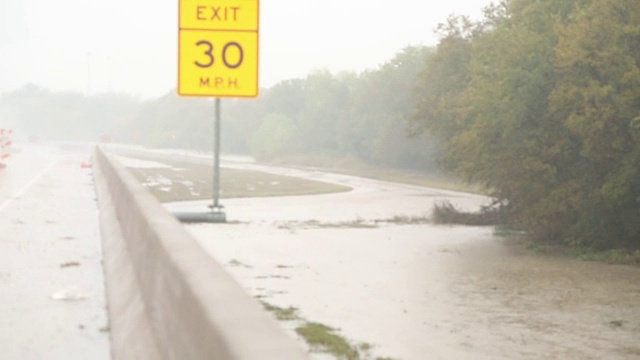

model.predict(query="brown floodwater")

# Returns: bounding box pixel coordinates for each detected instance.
[447,238,640,360]
[167,160,640,360]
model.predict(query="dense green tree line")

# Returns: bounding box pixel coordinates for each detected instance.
[0,45,441,172]
[221,46,441,171]
[411,0,639,249]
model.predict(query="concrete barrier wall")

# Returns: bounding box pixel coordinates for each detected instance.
[93,147,307,360]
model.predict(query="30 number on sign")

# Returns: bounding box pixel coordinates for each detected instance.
[194,40,244,69]
[178,30,258,97]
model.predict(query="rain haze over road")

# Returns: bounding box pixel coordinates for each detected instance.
[1,0,640,358]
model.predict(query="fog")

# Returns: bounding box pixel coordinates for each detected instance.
[1,0,493,99]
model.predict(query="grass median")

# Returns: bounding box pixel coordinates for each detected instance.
[122,158,351,203]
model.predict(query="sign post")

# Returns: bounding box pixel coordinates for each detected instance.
[176,0,259,222]
[212,98,222,211]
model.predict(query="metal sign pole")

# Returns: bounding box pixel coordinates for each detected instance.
[205,97,226,222]
[213,97,222,211]
[173,98,225,223]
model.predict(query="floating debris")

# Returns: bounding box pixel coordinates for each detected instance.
[60,261,80,268]
[50,287,89,301]
[609,320,624,328]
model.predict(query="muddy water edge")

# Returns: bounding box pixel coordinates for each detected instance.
[447,236,640,359]
[186,220,640,360]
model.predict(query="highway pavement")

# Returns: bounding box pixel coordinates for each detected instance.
[0,143,110,359]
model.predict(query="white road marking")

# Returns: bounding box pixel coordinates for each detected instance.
[0,156,67,212]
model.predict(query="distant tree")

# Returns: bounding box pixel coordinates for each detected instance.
[221,97,266,154]
[250,113,298,160]
[0,85,141,142]
[296,70,352,155]
[348,45,438,169]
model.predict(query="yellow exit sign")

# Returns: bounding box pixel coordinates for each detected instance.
[178,0,259,97]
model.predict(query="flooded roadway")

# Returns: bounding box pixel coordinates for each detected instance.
[169,161,640,359]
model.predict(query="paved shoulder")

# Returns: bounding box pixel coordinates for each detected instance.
[0,146,110,359]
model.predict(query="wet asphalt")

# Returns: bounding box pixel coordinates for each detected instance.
[0,144,110,359]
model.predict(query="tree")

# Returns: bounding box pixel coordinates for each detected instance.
[412,0,640,249]
[549,0,640,247]
[250,113,298,161]
[351,46,439,169]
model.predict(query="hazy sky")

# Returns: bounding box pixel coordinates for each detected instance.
[1,0,494,99]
